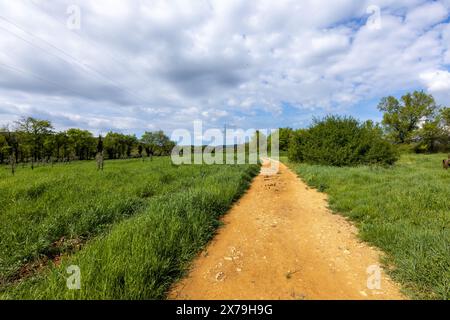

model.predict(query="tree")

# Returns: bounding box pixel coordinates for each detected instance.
[97,135,104,154]
[1,118,176,165]
[378,91,438,144]
[0,132,6,164]
[15,117,53,168]
[268,128,293,152]
[124,135,138,158]
[415,120,444,153]
[0,127,19,173]
[141,131,174,156]
[137,144,143,159]
[442,107,450,147]
[96,136,105,171]
[414,107,450,153]
[278,128,293,152]
[54,132,69,161]
[104,132,120,159]
[67,129,96,160]
[43,134,57,163]
[441,107,450,128]
[103,132,137,159]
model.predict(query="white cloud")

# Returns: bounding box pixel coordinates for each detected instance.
[420,70,450,91]
[0,0,449,133]
[420,70,450,103]
[406,1,449,30]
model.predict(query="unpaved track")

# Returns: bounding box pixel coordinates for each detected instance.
[169,159,404,300]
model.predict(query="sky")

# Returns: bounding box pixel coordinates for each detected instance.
[0,0,450,138]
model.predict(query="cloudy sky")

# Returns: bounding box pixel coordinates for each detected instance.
[0,0,449,137]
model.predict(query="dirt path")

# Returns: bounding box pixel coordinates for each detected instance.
[169,159,404,300]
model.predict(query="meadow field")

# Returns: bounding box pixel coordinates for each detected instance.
[1,153,448,300]
[0,158,259,299]
[286,153,450,300]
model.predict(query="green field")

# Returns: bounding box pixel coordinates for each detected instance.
[0,158,259,299]
[1,153,448,300]
[286,153,450,300]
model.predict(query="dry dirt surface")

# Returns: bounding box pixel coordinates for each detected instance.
[169,159,404,300]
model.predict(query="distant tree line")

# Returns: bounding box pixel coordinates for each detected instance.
[0,117,175,167]
[1,91,447,169]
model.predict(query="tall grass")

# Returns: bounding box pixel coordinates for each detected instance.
[0,158,259,299]
[286,154,450,300]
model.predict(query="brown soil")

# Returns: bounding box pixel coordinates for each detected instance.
[0,236,84,288]
[169,159,405,300]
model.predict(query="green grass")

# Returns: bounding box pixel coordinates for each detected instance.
[285,153,450,300]
[0,158,259,299]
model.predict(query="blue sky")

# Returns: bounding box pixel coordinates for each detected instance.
[0,0,449,139]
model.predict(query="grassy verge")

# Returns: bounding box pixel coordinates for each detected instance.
[285,153,450,300]
[0,159,259,299]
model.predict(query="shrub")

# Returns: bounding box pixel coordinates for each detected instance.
[288,116,398,166]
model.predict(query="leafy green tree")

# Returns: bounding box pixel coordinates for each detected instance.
[141,131,174,156]
[103,132,137,159]
[54,132,69,161]
[124,135,138,158]
[104,132,120,159]
[378,91,438,143]
[413,107,450,153]
[441,107,450,128]
[378,91,449,153]
[43,134,57,162]
[1,118,178,165]
[97,135,104,154]
[442,107,450,149]
[378,91,438,144]
[0,127,20,171]
[278,128,293,152]
[415,119,444,153]
[67,128,96,160]
[268,128,293,152]
[96,135,105,171]
[287,129,308,162]
[15,117,53,168]
[0,131,8,164]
